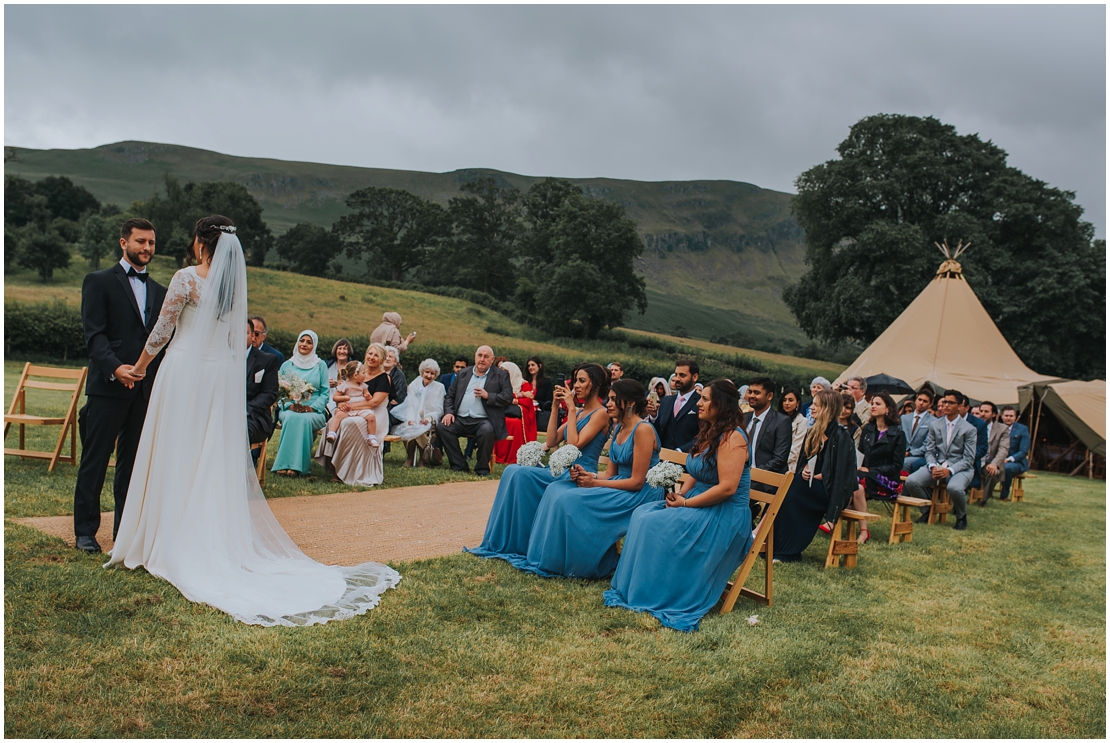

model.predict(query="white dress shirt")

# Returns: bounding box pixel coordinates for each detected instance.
[120,257,148,325]
[456,368,489,419]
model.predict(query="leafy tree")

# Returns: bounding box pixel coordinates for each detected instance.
[518,179,647,339]
[33,176,100,222]
[78,213,116,270]
[426,177,521,298]
[17,229,71,281]
[784,113,1104,380]
[4,176,36,228]
[333,187,447,281]
[276,222,338,277]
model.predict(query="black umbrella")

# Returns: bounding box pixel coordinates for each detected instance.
[864,373,915,396]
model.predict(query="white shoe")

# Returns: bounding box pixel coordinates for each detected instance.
[326,431,337,441]
[366,435,379,448]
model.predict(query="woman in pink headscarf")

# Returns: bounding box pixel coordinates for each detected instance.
[369,312,416,353]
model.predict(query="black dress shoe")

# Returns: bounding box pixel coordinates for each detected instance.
[916,508,931,524]
[953,517,968,531]
[978,497,988,508]
[75,536,102,553]
[999,497,1011,502]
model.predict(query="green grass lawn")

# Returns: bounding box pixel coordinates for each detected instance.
[5,351,1105,735]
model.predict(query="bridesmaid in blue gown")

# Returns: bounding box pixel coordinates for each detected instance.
[513,379,665,579]
[465,363,610,561]
[604,379,752,632]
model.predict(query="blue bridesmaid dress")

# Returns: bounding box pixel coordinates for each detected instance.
[513,421,664,579]
[603,428,752,632]
[464,409,607,561]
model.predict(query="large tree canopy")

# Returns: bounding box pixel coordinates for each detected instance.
[783,114,1104,380]
[334,186,448,282]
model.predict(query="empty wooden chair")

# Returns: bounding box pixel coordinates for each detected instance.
[1012,473,1034,502]
[4,363,87,472]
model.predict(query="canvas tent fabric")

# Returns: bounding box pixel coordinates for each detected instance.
[1019,379,1106,456]
[834,259,1056,404]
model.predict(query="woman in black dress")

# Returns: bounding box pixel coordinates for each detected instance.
[527,356,555,430]
[773,389,858,562]
[848,391,907,543]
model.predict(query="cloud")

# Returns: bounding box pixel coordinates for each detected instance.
[5,4,1105,235]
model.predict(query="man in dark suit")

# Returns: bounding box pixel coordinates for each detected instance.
[73,218,168,552]
[249,315,285,364]
[904,389,979,530]
[742,376,792,478]
[959,394,990,490]
[437,345,514,476]
[997,406,1031,501]
[901,388,935,473]
[649,359,701,453]
[438,356,468,391]
[246,320,280,460]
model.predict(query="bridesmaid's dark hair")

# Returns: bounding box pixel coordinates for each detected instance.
[188,214,235,266]
[572,362,609,403]
[610,379,647,419]
[691,379,746,462]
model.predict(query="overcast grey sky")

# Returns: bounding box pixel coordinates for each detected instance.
[5,4,1105,236]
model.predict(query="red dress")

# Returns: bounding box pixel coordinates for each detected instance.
[494,382,537,464]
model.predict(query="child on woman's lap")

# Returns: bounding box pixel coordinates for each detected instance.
[326,362,379,447]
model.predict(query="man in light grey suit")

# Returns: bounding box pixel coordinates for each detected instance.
[905,389,978,530]
[901,388,935,473]
[975,401,1010,506]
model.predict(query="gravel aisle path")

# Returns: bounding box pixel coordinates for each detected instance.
[16,480,498,565]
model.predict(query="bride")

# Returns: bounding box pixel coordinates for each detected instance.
[107,215,400,626]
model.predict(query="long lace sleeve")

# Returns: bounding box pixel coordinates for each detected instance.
[145,269,199,356]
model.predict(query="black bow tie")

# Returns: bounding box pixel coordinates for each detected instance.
[127,267,149,282]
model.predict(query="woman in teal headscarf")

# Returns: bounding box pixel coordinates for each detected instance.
[272,330,329,476]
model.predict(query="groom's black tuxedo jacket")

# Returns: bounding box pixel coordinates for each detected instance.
[652,392,701,453]
[246,346,280,444]
[81,263,167,398]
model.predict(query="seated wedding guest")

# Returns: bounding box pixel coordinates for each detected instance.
[272,330,329,477]
[904,389,978,530]
[959,393,990,492]
[644,376,672,420]
[976,401,1010,506]
[737,385,753,414]
[249,315,285,364]
[845,392,907,544]
[316,343,393,486]
[323,361,374,445]
[778,387,809,473]
[603,379,751,633]
[370,311,416,353]
[838,391,861,440]
[383,345,408,424]
[773,390,858,558]
[899,398,916,417]
[494,361,536,464]
[465,362,609,560]
[246,319,279,461]
[902,388,934,473]
[649,360,701,453]
[846,376,871,440]
[390,358,446,467]
[512,379,664,579]
[436,346,515,477]
[527,356,554,430]
[802,376,831,425]
[326,338,356,416]
[743,376,792,478]
[608,362,624,382]
[997,406,1031,501]
[440,356,468,391]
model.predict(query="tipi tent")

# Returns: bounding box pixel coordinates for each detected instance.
[834,244,1057,404]
[1019,379,1106,457]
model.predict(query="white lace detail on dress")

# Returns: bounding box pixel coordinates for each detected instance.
[144,268,204,356]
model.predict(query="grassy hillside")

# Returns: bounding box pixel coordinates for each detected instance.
[4,142,809,345]
[4,251,839,385]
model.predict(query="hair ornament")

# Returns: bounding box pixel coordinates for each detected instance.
[216,225,237,234]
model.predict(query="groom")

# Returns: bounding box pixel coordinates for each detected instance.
[73,218,168,552]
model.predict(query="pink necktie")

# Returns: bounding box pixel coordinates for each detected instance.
[673,395,683,416]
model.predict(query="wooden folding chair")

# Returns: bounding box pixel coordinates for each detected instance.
[929,482,953,524]
[720,468,794,611]
[825,509,882,568]
[4,363,88,472]
[251,437,270,486]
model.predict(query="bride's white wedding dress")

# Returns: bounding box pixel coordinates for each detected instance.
[106,232,399,626]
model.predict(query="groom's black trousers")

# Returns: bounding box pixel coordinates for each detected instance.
[74,393,150,539]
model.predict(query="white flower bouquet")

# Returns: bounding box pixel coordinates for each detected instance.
[548,444,581,477]
[278,372,315,404]
[515,440,546,468]
[646,461,685,491]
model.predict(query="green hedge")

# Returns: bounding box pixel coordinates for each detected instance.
[4,300,86,361]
